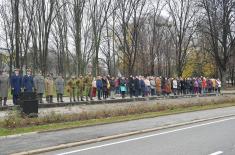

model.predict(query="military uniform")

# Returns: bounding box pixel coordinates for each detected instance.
[0,72,9,106]
[55,76,64,102]
[67,77,76,102]
[76,76,84,101]
[45,76,54,103]
[84,75,93,101]
[34,74,45,103]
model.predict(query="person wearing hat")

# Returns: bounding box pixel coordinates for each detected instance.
[45,73,54,103]
[55,74,64,102]
[23,68,34,92]
[10,68,22,105]
[84,73,93,101]
[0,70,9,106]
[67,76,76,102]
[34,71,45,103]
[76,75,84,101]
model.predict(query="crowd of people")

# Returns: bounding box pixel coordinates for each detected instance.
[0,68,222,106]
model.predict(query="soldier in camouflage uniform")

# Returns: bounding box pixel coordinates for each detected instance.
[84,73,93,101]
[76,75,84,101]
[67,76,76,102]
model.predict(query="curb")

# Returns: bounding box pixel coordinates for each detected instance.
[11,114,235,155]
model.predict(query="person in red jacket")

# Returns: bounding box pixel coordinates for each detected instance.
[202,77,207,94]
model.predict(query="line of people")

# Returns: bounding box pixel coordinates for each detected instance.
[0,68,222,106]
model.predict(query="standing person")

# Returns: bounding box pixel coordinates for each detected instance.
[115,77,120,94]
[96,76,103,100]
[212,78,216,92]
[55,74,64,102]
[177,78,181,95]
[216,78,222,94]
[92,77,97,98]
[34,71,45,103]
[76,75,84,101]
[166,78,172,96]
[45,73,54,103]
[155,77,161,96]
[150,77,156,96]
[180,78,185,95]
[198,77,202,94]
[134,76,140,97]
[22,69,34,92]
[194,78,199,94]
[207,78,212,93]
[84,73,93,101]
[67,76,76,102]
[202,77,207,95]
[0,70,9,106]
[109,77,116,99]
[102,76,108,99]
[144,77,151,96]
[10,68,22,105]
[128,75,135,98]
[120,77,127,98]
[140,76,146,97]
[172,78,178,95]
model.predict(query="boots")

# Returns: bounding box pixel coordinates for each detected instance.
[57,94,60,102]
[3,98,7,106]
[60,94,64,102]
[49,96,53,103]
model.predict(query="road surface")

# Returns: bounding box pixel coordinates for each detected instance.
[43,116,235,155]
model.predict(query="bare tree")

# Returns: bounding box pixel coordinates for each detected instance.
[199,0,235,85]
[167,0,199,76]
[115,0,147,76]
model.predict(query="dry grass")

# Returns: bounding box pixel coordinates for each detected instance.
[1,97,235,129]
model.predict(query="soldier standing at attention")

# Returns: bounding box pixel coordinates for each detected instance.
[23,68,34,92]
[67,76,76,102]
[55,74,64,102]
[34,71,45,103]
[76,75,84,101]
[0,70,9,106]
[84,73,93,101]
[10,68,22,105]
[45,73,54,103]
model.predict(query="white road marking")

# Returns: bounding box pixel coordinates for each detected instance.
[209,151,223,155]
[56,117,235,155]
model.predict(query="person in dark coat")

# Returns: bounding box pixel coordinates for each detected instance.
[23,68,34,92]
[140,77,146,97]
[102,76,108,99]
[134,76,140,97]
[128,76,135,98]
[96,76,103,100]
[10,68,22,105]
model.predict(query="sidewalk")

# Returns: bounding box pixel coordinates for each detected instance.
[1,106,235,155]
[2,90,235,107]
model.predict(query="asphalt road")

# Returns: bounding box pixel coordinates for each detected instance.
[43,117,235,155]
